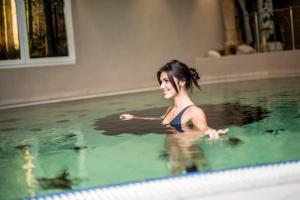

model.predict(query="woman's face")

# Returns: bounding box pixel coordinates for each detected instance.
[159,71,178,99]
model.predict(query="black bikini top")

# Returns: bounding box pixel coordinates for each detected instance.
[165,105,193,133]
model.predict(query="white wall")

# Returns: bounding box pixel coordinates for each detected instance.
[196,50,300,85]
[0,0,225,107]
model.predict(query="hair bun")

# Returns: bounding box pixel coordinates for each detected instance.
[189,68,200,80]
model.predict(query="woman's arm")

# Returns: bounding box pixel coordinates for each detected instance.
[190,106,228,139]
[120,114,161,121]
[120,105,173,121]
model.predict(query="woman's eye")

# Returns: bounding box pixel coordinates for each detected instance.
[160,79,169,84]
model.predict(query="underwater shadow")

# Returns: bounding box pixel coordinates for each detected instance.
[93,103,270,136]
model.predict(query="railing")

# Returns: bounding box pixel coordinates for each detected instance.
[236,6,300,53]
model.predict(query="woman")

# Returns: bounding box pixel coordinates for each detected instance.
[120,60,228,139]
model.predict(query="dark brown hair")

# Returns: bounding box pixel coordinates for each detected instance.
[157,60,200,93]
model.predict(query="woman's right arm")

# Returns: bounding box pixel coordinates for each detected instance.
[119,105,173,121]
[119,114,161,121]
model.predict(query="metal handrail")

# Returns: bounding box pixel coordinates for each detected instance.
[236,6,299,52]
[236,6,300,18]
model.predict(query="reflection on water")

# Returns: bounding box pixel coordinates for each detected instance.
[94,102,270,135]
[164,128,207,175]
[22,144,37,197]
[225,137,244,146]
[163,126,244,175]
[18,140,85,199]
[37,169,74,190]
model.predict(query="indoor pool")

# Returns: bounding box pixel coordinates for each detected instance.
[0,77,300,200]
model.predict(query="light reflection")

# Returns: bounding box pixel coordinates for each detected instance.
[22,144,37,198]
[0,0,20,60]
[11,0,19,50]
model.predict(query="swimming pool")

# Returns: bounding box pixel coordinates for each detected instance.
[0,77,300,199]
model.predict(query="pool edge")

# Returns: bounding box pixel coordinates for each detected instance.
[27,159,300,200]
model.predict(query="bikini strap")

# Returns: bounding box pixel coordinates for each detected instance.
[170,105,193,124]
[162,105,174,120]
[178,105,193,117]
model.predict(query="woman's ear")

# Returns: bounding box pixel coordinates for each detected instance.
[179,80,186,87]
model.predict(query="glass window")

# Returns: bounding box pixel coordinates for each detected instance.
[0,0,20,60]
[0,0,75,68]
[25,0,68,58]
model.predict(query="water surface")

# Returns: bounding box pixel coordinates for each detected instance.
[0,77,300,199]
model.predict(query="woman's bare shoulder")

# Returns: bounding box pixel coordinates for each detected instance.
[188,105,207,121]
[187,105,208,131]
[189,105,205,114]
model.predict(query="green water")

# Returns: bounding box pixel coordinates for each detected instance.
[0,77,300,199]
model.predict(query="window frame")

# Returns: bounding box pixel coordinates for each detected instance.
[0,0,76,69]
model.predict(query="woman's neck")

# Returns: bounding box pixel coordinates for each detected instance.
[173,89,193,109]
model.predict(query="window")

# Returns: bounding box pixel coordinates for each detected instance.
[0,0,75,68]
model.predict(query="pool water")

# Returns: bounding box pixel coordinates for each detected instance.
[0,77,300,199]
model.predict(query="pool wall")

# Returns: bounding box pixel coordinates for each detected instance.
[1,50,300,110]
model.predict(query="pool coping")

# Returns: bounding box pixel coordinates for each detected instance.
[3,75,300,111]
[27,159,300,200]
